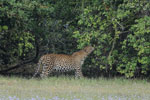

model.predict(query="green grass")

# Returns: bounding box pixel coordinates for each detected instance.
[0,76,150,100]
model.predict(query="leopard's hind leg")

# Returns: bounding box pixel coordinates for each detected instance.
[32,60,41,78]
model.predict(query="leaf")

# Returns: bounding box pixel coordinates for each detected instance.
[2,25,8,30]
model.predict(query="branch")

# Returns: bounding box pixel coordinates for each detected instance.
[0,59,34,74]
[0,38,39,74]
[105,37,116,73]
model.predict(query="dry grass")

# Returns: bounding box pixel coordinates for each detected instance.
[0,76,150,100]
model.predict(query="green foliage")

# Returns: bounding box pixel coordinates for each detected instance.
[0,0,150,78]
[127,16,150,74]
[0,0,55,64]
[0,0,77,66]
[73,0,150,77]
[0,25,8,32]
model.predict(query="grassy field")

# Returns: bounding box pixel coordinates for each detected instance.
[0,76,150,100]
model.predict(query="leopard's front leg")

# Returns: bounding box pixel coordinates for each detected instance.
[75,66,83,78]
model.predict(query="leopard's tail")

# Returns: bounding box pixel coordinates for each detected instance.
[32,60,41,78]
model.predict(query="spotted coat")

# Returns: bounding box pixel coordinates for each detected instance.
[32,46,94,78]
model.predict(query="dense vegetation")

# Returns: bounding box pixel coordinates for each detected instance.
[0,0,150,78]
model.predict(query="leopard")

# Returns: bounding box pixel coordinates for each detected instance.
[32,46,94,78]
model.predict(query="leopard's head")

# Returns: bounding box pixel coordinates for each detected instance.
[83,46,94,55]
[72,46,94,63]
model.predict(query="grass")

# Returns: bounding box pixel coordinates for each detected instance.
[0,76,150,100]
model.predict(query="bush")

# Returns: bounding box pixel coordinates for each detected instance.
[73,0,150,77]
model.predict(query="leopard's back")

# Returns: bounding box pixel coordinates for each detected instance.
[40,54,76,72]
[49,54,76,71]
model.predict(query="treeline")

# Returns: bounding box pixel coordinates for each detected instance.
[0,0,150,78]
